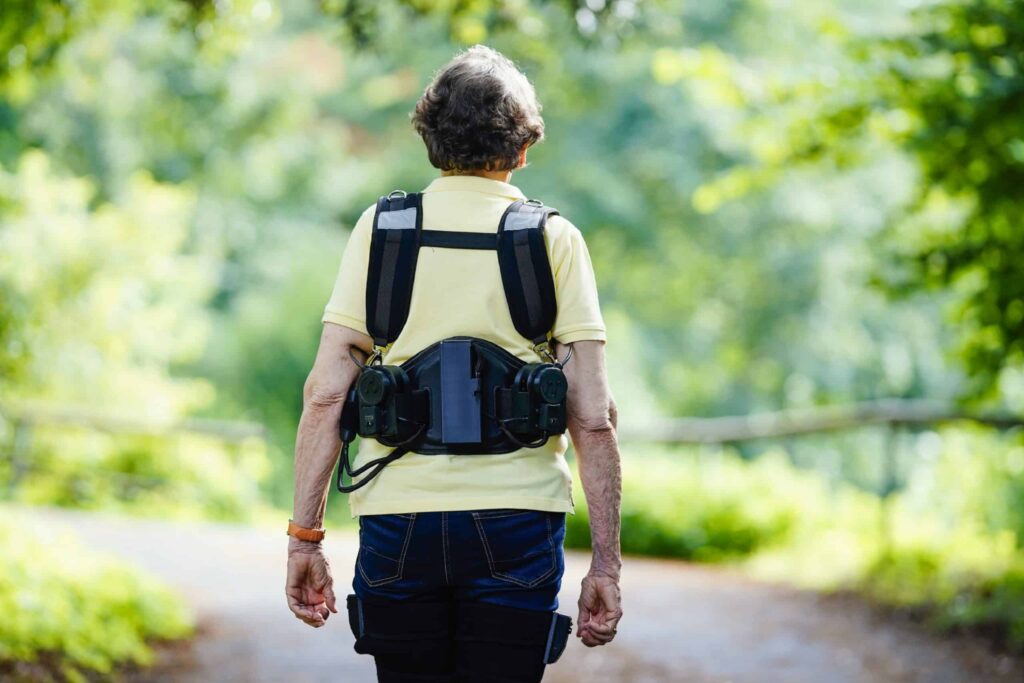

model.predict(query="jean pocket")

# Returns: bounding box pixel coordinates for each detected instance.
[357,514,417,587]
[472,510,559,588]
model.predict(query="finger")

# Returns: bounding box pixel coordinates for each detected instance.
[584,621,616,636]
[304,599,329,620]
[293,605,321,625]
[577,597,593,628]
[585,628,616,644]
[324,583,338,614]
[605,611,623,631]
[304,615,326,628]
[580,626,615,646]
[286,591,309,619]
[296,606,326,628]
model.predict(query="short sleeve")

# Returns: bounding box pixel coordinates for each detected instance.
[547,216,607,344]
[322,204,376,334]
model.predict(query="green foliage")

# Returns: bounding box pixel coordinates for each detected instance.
[3,0,1024,661]
[875,0,1024,399]
[5,427,269,521]
[317,0,645,47]
[566,449,865,561]
[0,515,193,679]
[566,429,1024,653]
[0,148,270,519]
[856,535,1024,650]
[744,426,1024,652]
[669,0,1024,401]
[943,568,1024,651]
[3,0,965,511]
[0,150,212,409]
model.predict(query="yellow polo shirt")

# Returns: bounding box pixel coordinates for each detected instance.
[323,175,606,516]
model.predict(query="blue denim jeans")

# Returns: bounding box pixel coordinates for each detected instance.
[353,509,566,612]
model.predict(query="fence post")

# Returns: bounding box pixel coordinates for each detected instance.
[6,419,32,496]
[879,423,900,556]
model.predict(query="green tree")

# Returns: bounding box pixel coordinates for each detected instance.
[672,0,1024,402]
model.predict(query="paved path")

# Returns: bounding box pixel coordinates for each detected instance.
[30,508,1023,683]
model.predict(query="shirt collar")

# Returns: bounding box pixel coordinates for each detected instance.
[423,175,526,200]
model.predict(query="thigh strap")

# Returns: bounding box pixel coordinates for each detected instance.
[455,601,572,664]
[347,595,453,655]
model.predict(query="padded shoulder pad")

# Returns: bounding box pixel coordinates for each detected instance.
[365,192,423,347]
[497,199,559,345]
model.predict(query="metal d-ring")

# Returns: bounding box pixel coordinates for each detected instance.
[387,190,408,200]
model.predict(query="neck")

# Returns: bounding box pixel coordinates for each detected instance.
[442,169,513,183]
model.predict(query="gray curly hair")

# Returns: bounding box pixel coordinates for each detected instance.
[411,45,545,173]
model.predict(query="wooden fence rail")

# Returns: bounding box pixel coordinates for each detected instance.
[0,403,265,441]
[617,398,1024,443]
[0,402,267,495]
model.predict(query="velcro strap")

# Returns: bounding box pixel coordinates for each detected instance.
[420,230,497,250]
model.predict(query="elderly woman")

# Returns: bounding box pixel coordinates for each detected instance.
[285,45,622,683]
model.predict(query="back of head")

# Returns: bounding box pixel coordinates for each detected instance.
[412,45,545,173]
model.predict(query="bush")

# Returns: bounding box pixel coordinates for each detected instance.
[566,448,845,561]
[743,426,1024,654]
[0,517,193,681]
[858,538,1024,651]
[1,423,271,523]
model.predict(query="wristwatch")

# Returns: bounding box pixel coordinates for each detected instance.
[287,519,326,542]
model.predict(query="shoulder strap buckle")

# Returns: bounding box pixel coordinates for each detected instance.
[533,340,556,363]
[386,190,408,200]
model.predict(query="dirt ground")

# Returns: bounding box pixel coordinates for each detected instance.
[29,508,1024,683]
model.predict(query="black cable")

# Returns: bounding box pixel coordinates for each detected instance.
[497,420,549,449]
[349,347,372,369]
[336,444,408,493]
[484,406,549,449]
[336,424,426,492]
[343,424,425,478]
[558,343,574,368]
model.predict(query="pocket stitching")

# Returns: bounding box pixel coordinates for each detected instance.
[474,513,557,589]
[358,514,417,587]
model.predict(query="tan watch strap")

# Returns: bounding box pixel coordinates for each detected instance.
[287,520,325,542]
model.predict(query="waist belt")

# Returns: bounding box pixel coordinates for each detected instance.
[337,336,569,492]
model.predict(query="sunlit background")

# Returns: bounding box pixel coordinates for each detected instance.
[2,0,1024,681]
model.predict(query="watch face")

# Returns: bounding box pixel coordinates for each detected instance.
[535,366,568,404]
[358,370,388,406]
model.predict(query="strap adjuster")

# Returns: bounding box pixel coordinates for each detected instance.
[533,340,556,363]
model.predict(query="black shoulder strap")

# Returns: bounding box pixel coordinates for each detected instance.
[366,193,559,348]
[497,200,559,346]
[365,191,422,347]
